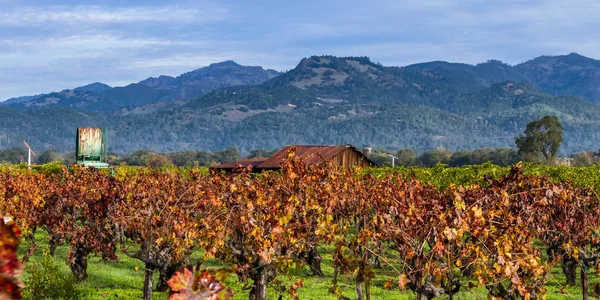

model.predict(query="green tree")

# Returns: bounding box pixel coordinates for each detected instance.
[515,116,563,163]
[449,149,472,166]
[195,151,214,166]
[62,152,76,165]
[368,149,393,166]
[105,152,121,165]
[247,149,276,159]
[483,148,520,166]
[448,148,520,167]
[37,150,64,164]
[417,147,451,167]
[166,150,199,166]
[394,148,416,166]
[125,150,172,167]
[212,147,241,164]
[125,150,152,166]
[0,147,27,164]
[570,152,598,166]
[145,153,171,168]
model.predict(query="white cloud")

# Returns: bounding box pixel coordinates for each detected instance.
[2,35,192,50]
[128,54,233,69]
[0,35,199,68]
[0,4,228,26]
[2,0,600,100]
[126,51,293,73]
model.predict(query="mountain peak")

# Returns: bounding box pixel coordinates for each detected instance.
[298,55,376,67]
[74,82,111,92]
[478,59,508,66]
[522,52,600,67]
[286,55,382,89]
[208,60,242,68]
[138,75,176,88]
[561,52,600,65]
[552,52,598,63]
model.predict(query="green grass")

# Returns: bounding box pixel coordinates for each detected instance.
[20,234,166,299]
[17,233,599,299]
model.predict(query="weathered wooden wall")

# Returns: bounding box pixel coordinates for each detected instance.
[329,148,374,170]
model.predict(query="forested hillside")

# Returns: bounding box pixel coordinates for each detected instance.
[3,54,600,154]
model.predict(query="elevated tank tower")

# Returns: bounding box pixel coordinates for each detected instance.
[75,128,110,168]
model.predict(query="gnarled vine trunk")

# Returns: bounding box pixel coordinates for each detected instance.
[67,243,89,281]
[582,265,589,300]
[305,247,324,277]
[562,257,578,286]
[156,263,179,292]
[417,277,445,300]
[547,243,577,286]
[143,262,155,300]
[249,263,277,300]
[355,272,364,300]
[49,233,61,257]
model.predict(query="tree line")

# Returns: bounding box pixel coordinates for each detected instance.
[2,114,596,168]
[4,145,599,168]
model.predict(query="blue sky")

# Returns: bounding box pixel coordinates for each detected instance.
[1,0,600,100]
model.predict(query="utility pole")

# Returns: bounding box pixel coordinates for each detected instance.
[23,141,36,169]
[388,154,398,168]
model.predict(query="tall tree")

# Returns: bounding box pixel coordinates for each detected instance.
[418,147,452,167]
[0,147,27,164]
[515,115,563,162]
[36,149,64,164]
[394,148,417,166]
[246,149,275,159]
[212,147,241,164]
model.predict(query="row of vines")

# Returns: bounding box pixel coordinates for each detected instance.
[364,162,600,191]
[1,155,600,299]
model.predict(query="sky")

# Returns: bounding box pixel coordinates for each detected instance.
[1,0,600,100]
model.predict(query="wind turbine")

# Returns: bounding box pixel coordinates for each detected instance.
[23,141,36,169]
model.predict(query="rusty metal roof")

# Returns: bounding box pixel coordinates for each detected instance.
[209,158,268,170]
[211,145,375,172]
[257,144,369,169]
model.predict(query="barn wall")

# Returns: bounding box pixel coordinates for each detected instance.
[329,148,373,170]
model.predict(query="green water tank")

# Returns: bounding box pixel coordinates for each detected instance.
[76,128,110,168]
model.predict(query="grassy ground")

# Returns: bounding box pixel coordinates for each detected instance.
[18,233,598,299]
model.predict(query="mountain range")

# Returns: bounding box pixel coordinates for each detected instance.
[4,61,279,113]
[2,53,600,155]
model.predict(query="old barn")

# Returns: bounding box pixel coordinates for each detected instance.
[210,145,375,173]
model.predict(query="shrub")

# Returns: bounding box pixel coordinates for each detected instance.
[24,249,79,300]
[31,161,66,175]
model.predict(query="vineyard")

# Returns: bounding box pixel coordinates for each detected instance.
[2,156,600,299]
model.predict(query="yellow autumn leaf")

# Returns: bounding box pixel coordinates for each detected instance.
[399,274,409,290]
